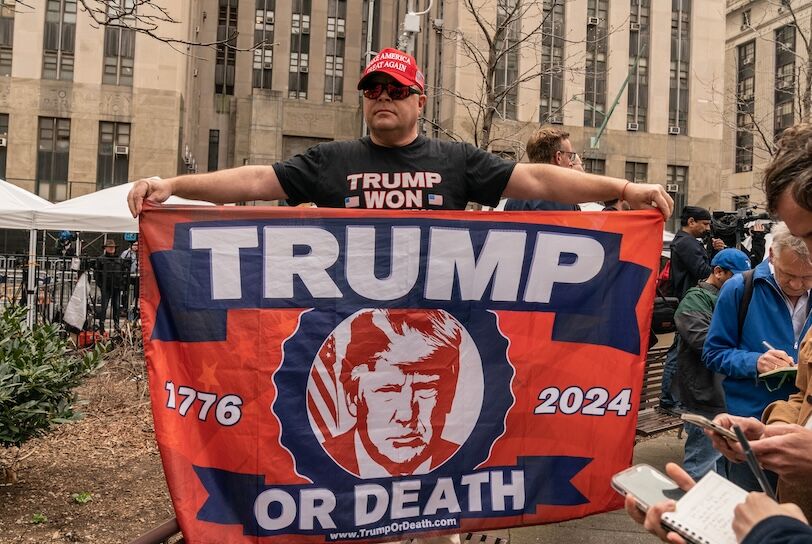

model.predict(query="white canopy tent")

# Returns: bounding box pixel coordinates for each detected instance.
[0,180,211,325]
[34,181,212,233]
[0,180,52,322]
[0,179,50,229]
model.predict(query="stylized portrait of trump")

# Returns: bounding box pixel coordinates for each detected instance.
[307,309,483,478]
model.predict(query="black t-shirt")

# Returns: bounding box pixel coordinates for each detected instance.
[273,136,515,210]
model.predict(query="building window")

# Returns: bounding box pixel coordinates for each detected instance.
[208,129,219,172]
[732,194,750,210]
[666,165,688,232]
[253,0,275,90]
[42,0,76,81]
[668,0,690,133]
[97,122,130,189]
[36,117,70,202]
[0,1,14,76]
[325,0,346,102]
[584,0,608,128]
[102,1,135,86]
[361,0,380,73]
[625,161,648,183]
[289,0,311,99]
[627,0,649,131]
[0,113,8,179]
[215,0,238,95]
[539,0,565,124]
[494,0,520,121]
[583,158,605,176]
[774,25,795,137]
[735,40,755,173]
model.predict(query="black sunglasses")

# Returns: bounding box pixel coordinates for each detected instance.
[362,83,420,100]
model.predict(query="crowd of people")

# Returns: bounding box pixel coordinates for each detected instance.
[626,123,812,543]
[125,47,812,543]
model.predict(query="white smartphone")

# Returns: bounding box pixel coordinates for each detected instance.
[611,464,686,510]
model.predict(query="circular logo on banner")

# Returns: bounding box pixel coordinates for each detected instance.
[306,309,484,478]
[273,308,513,486]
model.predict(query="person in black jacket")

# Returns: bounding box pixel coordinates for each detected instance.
[95,239,125,333]
[671,206,725,299]
[661,205,725,409]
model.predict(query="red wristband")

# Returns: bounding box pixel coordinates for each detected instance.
[620,180,631,202]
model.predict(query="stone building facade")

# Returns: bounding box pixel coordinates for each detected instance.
[0,0,731,237]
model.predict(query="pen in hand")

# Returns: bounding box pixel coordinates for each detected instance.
[733,424,776,500]
[762,340,795,366]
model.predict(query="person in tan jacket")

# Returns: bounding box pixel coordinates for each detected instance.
[760,336,812,518]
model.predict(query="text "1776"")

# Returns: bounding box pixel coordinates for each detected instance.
[164,381,243,426]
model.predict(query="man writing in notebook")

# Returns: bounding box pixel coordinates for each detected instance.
[702,222,811,492]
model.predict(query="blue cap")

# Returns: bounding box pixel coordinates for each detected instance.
[711,248,751,274]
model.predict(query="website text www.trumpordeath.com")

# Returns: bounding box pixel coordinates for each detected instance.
[327,517,458,541]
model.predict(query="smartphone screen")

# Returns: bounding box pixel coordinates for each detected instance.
[611,464,686,509]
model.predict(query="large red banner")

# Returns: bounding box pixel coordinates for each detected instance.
[139,205,663,543]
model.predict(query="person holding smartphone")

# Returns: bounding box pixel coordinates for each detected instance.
[624,462,809,543]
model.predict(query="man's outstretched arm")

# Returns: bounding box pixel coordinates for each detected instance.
[504,163,673,218]
[127,165,286,216]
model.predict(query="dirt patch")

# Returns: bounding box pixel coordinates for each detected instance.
[0,349,175,543]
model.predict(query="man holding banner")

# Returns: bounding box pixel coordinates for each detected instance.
[132,48,674,544]
[128,48,672,219]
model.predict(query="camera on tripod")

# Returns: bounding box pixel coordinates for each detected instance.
[704,208,772,253]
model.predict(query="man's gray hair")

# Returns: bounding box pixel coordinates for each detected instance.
[770,221,810,259]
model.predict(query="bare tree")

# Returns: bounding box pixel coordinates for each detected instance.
[710,0,811,166]
[429,0,620,159]
[431,0,577,153]
[12,0,266,51]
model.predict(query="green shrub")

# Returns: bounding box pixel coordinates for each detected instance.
[0,306,104,482]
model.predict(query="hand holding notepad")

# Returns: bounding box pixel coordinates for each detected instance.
[758,340,796,378]
[660,471,748,544]
[615,464,749,544]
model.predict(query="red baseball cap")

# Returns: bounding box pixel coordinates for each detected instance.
[357,48,425,93]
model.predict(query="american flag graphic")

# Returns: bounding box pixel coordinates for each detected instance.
[307,335,352,442]
[345,195,360,208]
[428,193,443,206]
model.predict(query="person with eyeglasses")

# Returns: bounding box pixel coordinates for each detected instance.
[128,48,671,218]
[702,222,811,493]
[503,126,583,211]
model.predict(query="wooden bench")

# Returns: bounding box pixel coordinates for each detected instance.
[636,345,683,438]
[129,518,182,544]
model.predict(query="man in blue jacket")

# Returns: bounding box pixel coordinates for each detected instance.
[703,222,812,491]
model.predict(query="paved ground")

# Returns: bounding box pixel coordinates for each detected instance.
[483,430,685,544]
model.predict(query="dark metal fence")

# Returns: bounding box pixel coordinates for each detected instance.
[0,253,139,333]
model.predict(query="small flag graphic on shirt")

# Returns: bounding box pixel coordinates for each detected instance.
[428,194,443,206]
[344,196,360,208]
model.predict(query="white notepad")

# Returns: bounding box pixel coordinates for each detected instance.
[661,471,748,544]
